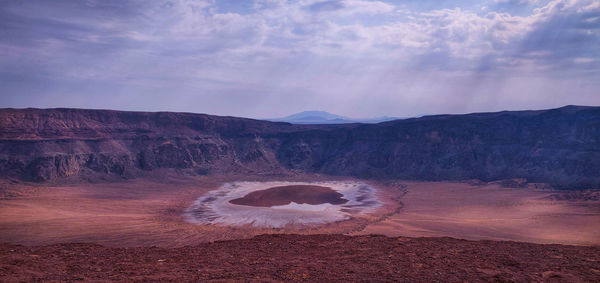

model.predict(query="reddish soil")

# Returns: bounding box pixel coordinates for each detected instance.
[1,234,599,282]
[357,181,600,246]
[0,175,403,247]
[1,178,598,247]
[229,185,348,207]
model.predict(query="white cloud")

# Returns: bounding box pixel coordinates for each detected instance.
[1,0,598,117]
[574,57,595,63]
[301,0,394,15]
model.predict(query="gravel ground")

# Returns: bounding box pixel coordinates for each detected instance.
[1,234,599,282]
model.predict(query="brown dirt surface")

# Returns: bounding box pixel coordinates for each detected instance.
[229,185,348,207]
[1,177,599,247]
[357,181,600,246]
[0,174,404,247]
[1,234,599,282]
[544,190,600,202]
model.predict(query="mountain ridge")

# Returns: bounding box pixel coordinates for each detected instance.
[0,105,598,188]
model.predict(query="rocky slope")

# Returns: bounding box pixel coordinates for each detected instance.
[0,106,598,187]
[1,234,599,282]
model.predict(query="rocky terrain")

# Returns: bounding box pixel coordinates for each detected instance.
[0,105,599,187]
[1,106,599,282]
[1,234,599,282]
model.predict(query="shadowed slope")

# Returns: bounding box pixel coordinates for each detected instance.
[0,106,598,187]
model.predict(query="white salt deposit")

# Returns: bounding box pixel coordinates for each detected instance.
[185,181,381,228]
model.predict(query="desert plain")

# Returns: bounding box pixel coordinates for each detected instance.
[1,173,598,247]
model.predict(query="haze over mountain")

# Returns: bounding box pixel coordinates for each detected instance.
[267,111,399,124]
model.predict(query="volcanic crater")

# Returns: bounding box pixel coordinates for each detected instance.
[185,181,382,228]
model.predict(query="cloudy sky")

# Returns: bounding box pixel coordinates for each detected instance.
[0,0,598,118]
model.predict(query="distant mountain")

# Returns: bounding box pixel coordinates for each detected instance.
[268,110,398,124]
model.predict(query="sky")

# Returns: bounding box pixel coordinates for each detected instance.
[0,0,599,119]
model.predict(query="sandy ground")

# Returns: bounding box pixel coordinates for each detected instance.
[0,175,398,247]
[356,181,600,246]
[0,176,598,247]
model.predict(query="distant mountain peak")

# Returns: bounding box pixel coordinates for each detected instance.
[267,111,398,124]
[291,110,335,115]
[282,110,345,120]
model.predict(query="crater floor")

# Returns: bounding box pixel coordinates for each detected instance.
[0,177,597,247]
[185,181,381,228]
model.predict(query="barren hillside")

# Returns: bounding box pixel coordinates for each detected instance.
[1,106,598,187]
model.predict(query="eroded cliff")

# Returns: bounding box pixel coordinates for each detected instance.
[0,106,598,187]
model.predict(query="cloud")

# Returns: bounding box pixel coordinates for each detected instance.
[305,0,345,12]
[303,0,394,15]
[0,0,598,118]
